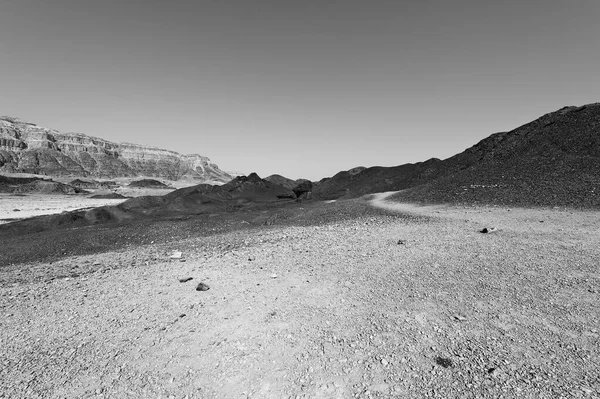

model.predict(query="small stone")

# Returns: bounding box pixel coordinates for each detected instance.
[381,358,389,366]
[435,356,453,368]
[270,274,278,279]
[196,282,210,291]
[179,277,193,283]
[480,227,497,234]
[170,251,182,259]
[397,239,405,245]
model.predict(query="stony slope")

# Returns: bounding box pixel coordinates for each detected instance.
[314,103,600,207]
[393,103,600,207]
[312,160,442,200]
[0,116,232,182]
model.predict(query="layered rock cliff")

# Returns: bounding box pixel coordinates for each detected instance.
[0,116,232,182]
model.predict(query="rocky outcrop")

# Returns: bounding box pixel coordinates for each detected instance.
[0,116,232,182]
[292,180,313,199]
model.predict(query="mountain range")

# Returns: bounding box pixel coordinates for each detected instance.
[0,116,231,182]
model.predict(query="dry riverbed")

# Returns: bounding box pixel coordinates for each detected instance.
[0,195,599,398]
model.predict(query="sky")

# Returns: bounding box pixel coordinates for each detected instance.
[1,0,599,180]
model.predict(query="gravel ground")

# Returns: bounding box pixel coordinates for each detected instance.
[1,195,599,398]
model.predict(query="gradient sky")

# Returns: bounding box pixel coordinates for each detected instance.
[1,0,599,180]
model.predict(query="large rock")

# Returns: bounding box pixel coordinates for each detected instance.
[0,116,232,182]
[292,180,313,199]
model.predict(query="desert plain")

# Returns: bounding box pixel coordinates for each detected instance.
[1,193,598,398]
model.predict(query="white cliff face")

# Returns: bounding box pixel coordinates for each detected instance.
[0,117,232,182]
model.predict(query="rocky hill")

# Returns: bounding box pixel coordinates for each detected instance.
[0,116,232,182]
[1,173,296,232]
[264,174,299,189]
[312,160,442,200]
[393,103,600,207]
[314,103,600,207]
[265,174,311,190]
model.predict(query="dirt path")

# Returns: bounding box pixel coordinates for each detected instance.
[1,198,599,398]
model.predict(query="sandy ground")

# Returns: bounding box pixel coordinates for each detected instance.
[0,194,127,224]
[0,195,599,398]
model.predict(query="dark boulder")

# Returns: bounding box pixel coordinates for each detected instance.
[292,180,313,199]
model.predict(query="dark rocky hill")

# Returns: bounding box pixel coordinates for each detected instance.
[312,160,442,200]
[264,174,298,189]
[314,103,600,207]
[0,116,232,182]
[265,174,310,190]
[393,103,600,207]
[2,173,295,232]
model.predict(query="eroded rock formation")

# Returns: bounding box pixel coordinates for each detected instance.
[0,116,232,182]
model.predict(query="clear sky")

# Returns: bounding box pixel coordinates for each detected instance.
[1,1,599,180]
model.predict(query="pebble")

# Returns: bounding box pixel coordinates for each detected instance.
[196,282,210,291]
[480,227,498,234]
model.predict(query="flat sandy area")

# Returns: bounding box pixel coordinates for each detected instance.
[0,195,598,398]
[0,194,127,224]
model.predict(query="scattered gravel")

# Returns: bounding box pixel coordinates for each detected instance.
[1,197,599,398]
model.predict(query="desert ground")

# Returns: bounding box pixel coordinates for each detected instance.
[0,194,599,398]
[0,194,127,225]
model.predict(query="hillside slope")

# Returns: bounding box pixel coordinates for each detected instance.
[312,160,441,200]
[0,116,231,182]
[314,103,600,207]
[393,103,600,207]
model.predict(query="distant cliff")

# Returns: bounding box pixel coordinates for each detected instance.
[0,116,232,182]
